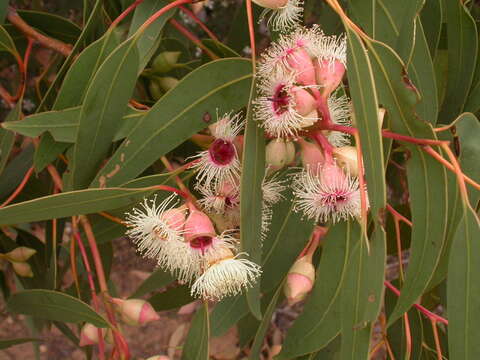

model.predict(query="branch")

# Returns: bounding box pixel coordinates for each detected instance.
[7,7,72,57]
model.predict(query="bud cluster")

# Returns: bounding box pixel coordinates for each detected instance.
[0,246,36,278]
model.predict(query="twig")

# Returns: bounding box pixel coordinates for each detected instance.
[0,167,34,208]
[7,7,72,56]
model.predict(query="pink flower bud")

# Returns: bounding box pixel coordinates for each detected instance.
[112,298,160,326]
[79,323,105,346]
[284,256,315,305]
[298,109,318,128]
[266,138,288,171]
[11,262,33,278]
[333,146,359,177]
[184,209,216,243]
[146,356,171,360]
[5,247,36,262]
[298,138,325,173]
[252,0,288,9]
[287,48,317,86]
[319,162,346,186]
[314,59,345,97]
[291,86,317,116]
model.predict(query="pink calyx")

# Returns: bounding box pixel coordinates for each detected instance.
[286,48,317,86]
[315,59,345,97]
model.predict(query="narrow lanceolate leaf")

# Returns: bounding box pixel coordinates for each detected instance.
[0,187,153,225]
[261,186,315,293]
[447,205,480,359]
[345,27,385,218]
[439,0,478,121]
[210,295,249,337]
[249,285,283,359]
[240,80,264,319]
[7,290,108,327]
[0,25,18,55]
[420,0,443,58]
[339,228,386,360]
[181,303,210,360]
[365,41,448,325]
[72,37,140,189]
[3,106,144,143]
[130,269,175,298]
[128,0,176,71]
[0,338,42,350]
[92,58,252,187]
[0,103,22,176]
[278,222,354,359]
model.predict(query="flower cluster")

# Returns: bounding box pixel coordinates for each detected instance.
[126,5,370,303]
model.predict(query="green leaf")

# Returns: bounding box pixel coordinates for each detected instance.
[365,41,448,326]
[278,221,353,359]
[0,103,22,176]
[17,10,81,44]
[249,285,283,359]
[339,228,386,360]
[210,295,249,337]
[345,26,385,217]
[420,0,443,58]
[0,24,18,55]
[201,39,240,58]
[72,36,140,189]
[3,106,144,143]
[149,285,194,311]
[32,133,69,172]
[128,0,176,71]
[447,205,480,359]
[261,186,314,292]
[438,0,478,121]
[0,2,7,24]
[181,303,209,360]
[130,269,175,298]
[240,78,264,319]
[7,289,108,327]
[92,58,252,187]
[0,338,42,350]
[0,145,33,201]
[0,187,154,225]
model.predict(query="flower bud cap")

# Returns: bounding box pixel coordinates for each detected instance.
[314,59,345,97]
[152,51,181,73]
[113,298,160,326]
[79,323,104,346]
[287,48,317,86]
[298,138,325,172]
[156,77,179,92]
[285,141,296,165]
[5,247,36,262]
[183,210,216,243]
[160,206,187,232]
[284,256,315,305]
[291,86,317,116]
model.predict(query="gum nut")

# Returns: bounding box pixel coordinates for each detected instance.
[266,138,288,170]
[152,51,181,73]
[157,77,179,92]
[333,146,359,177]
[79,323,104,346]
[284,257,315,305]
[184,210,216,242]
[285,141,296,165]
[149,80,163,101]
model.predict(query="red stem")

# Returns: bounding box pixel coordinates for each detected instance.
[109,0,145,29]
[169,18,218,60]
[1,167,34,208]
[137,0,192,32]
[384,281,448,325]
[310,131,334,164]
[179,6,219,41]
[246,0,256,70]
[73,231,106,360]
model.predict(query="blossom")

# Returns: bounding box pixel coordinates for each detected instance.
[125,194,186,260]
[191,113,243,189]
[197,179,240,214]
[292,163,362,223]
[190,248,261,301]
[261,173,287,239]
[254,73,317,137]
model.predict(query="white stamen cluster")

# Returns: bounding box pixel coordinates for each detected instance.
[292,165,362,223]
[326,93,352,147]
[259,0,304,32]
[190,112,244,190]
